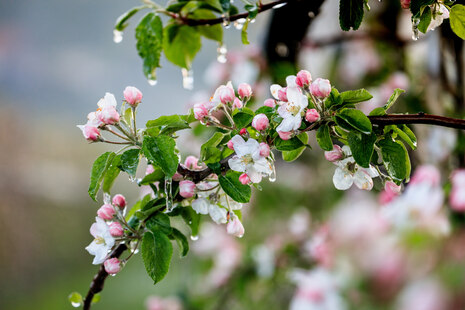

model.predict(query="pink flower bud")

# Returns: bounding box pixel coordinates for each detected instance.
[184,156,201,170]
[112,194,126,209]
[385,181,402,194]
[239,173,251,185]
[227,140,235,150]
[450,188,465,212]
[232,98,243,109]
[193,103,209,120]
[278,131,292,140]
[296,70,312,87]
[146,164,155,175]
[252,114,269,131]
[400,0,410,9]
[172,172,183,182]
[310,78,331,98]
[238,83,252,99]
[109,222,124,237]
[123,86,143,106]
[97,204,115,220]
[451,169,465,187]
[410,165,441,187]
[379,181,402,205]
[227,217,245,237]
[179,180,196,198]
[278,88,288,102]
[98,106,120,125]
[104,258,121,274]
[78,124,101,142]
[259,143,270,157]
[239,128,247,136]
[218,86,235,104]
[305,108,320,122]
[264,98,276,108]
[324,145,343,162]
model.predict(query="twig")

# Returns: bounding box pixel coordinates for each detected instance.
[368,113,465,130]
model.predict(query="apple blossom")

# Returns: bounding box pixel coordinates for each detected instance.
[193,103,209,120]
[104,258,121,275]
[310,78,331,98]
[123,86,142,106]
[252,113,269,131]
[109,222,124,237]
[97,93,120,125]
[324,145,343,162]
[305,108,320,122]
[112,194,126,209]
[400,0,410,9]
[278,131,293,140]
[278,88,288,102]
[227,140,234,150]
[179,180,196,198]
[97,203,116,220]
[227,216,245,237]
[379,181,402,205]
[276,87,308,132]
[77,124,101,142]
[238,83,252,99]
[228,135,273,183]
[449,170,465,211]
[172,172,183,182]
[296,70,312,88]
[232,97,243,109]
[409,165,440,186]
[259,142,270,157]
[85,217,115,264]
[427,5,449,32]
[184,155,202,170]
[239,128,247,136]
[264,98,276,108]
[239,173,251,185]
[218,86,235,104]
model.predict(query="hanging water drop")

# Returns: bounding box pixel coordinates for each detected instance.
[217,44,227,63]
[164,177,174,211]
[113,30,123,43]
[250,18,256,24]
[103,192,111,204]
[190,235,199,241]
[71,301,82,308]
[222,13,231,28]
[129,176,136,183]
[268,162,276,182]
[148,79,157,86]
[411,17,420,41]
[234,18,246,30]
[181,68,194,90]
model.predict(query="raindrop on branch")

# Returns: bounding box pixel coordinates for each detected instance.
[222,13,231,28]
[182,68,194,90]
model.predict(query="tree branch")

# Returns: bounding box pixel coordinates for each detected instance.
[368,113,465,130]
[177,0,292,26]
[83,244,128,310]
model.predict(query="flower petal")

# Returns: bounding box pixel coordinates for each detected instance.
[228,156,246,172]
[333,167,353,190]
[270,84,282,100]
[353,169,373,190]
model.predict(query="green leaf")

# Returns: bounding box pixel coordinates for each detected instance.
[384,88,405,111]
[241,18,250,45]
[378,138,411,184]
[115,6,145,31]
[369,107,386,116]
[282,132,309,162]
[68,292,83,307]
[233,108,254,128]
[146,114,190,135]
[163,24,201,69]
[347,131,376,168]
[410,0,435,16]
[219,171,251,203]
[89,152,116,201]
[336,108,372,134]
[146,213,172,235]
[340,89,373,104]
[136,13,163,79]
[139,167,165,185]
[191,9,223,42]
[275,136,305,151]
[180,207,201,237]
[255,106,273,117]
[219,0,231,12]
[402,125,417,148]
[339,0,365,31]
[142,135,179,178]
[102,155,122,193]
[169,228,189,257]
[450,4,465,40]
[141,231,173,285]
[200,132,225,162]
[120,149,140,178]
[316,124,333,151]
[418,6,432,34]
[325,88,343,108]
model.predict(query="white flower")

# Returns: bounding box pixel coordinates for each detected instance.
[97,92,117,109]
[270,75,299,100]
[85,217,115,264]
[427,4,449,32]
[228,135,273,183]
[276,87,309,132]
[332,146,378,191]
[191,183,236,224]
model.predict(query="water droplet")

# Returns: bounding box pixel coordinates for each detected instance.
[411,18,420,41]
[71,302,82,308]
[148,79,157,86]
[250,18,256,24]
[222,13,231,28]
[217,44,228,63]
[110,274,117,277]
[190,235,199,241]
[237,234,244,238]
[268,161,276,182]
[234,18,246,30]
[113,30,123,43]
[129,176,136,183]
[164,177,174,211]
[103,193,111,204]
[181,68,194,90]
[273,3,287,9]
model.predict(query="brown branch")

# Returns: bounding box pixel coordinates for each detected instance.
[368,113,465,130]
[177,153,235,182]
[83,244,128,310]
[177,0,292,26]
